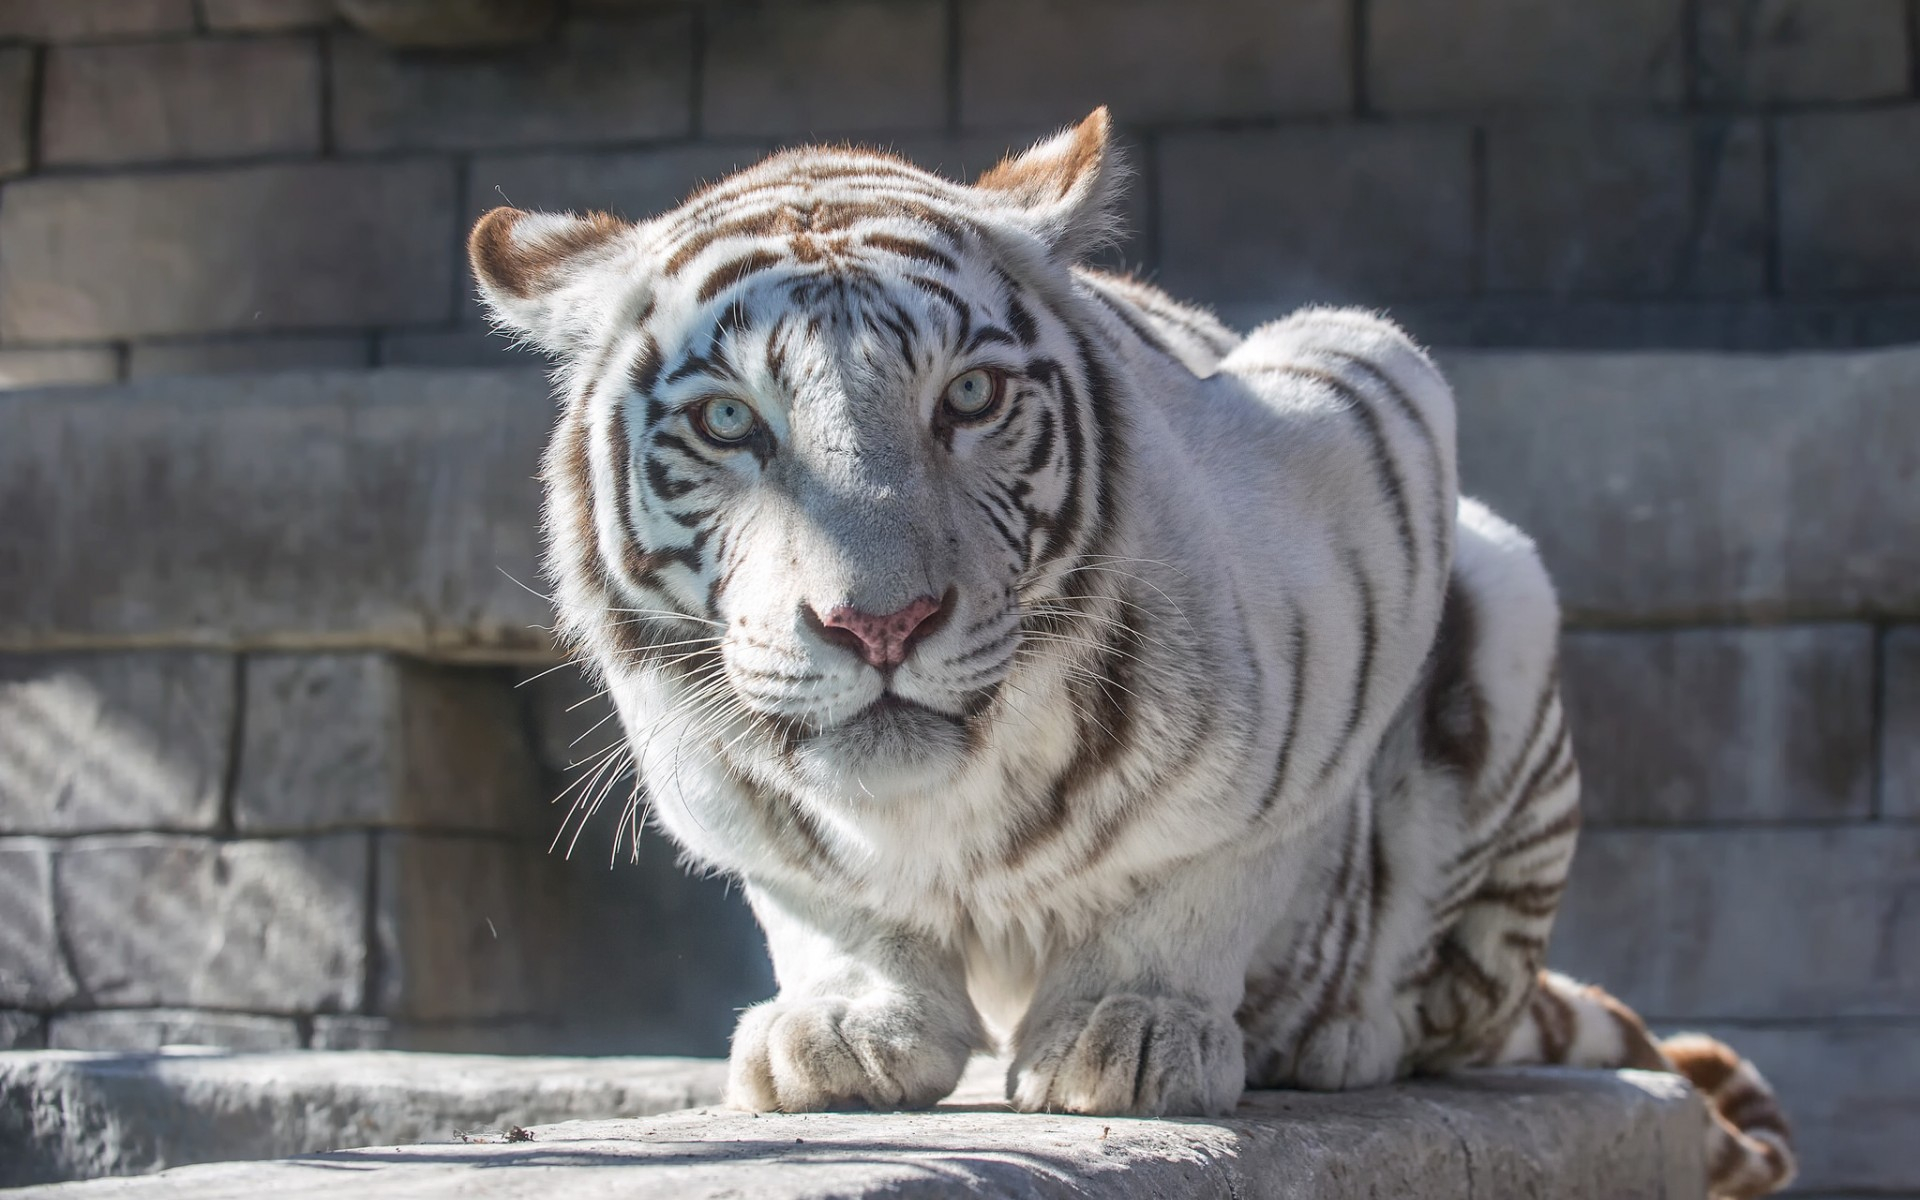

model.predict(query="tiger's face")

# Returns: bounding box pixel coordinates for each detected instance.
[471,112,1124,801]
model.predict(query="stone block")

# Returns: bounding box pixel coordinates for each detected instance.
[1698,0,1911,104]
[336,0,555,47]
[525,660,617,773]
[1683,1021,1920,1192]
[1550,827,1920,1020]
[1483,116,1765,296]
[0,47,32,177]
[0,1011,46,1049]
[54,835,367,1012]
[0,842,77,1009]
[1447,347,1920,621]
[0,348,120,390]
[963,0,1348,126]
[0,160,457,342]
[0,1,194,40]
[127,335,371,379]
[0,369,551,650]
[1886,628,1920,818]
[467,143,766,225]
[1560,625,1875,824]
[374,834,571,1021]
[1158,126,1473,308]
[233,655,541,835]
[703,0,945,137]
[200,0,334,31]
[329,14,693,152]
[1369,0,1686,110]
[47,1010,302,1052]
[1779,107,1920,295]
[374,327,537,367]
[42,38,322,167]
[0,653,236,834]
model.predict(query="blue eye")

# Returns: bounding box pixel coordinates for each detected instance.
[697,396,757,444]
[943,368,1000,419]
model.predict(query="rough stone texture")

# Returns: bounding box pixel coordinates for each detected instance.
[1482,117,1764,296]
[703,0,945,137]
[1447,347,1920,621]
[1560,625,1875,824]
[1778,107,1920,295]
[53,835,367,1012]
[200,0,334,31]
[0,47,33,178]
[375,328,536,367]
[1697,0,1911,104]
[467,143,768,225]
[47,1011,301,1053]
[0,842,77,1009]
[127,336,372,379]
[0,1012,46,1049]
[41,38,323,167]
[1683,1021,1920,1193]
[330,15,692,152]
[525,661,617,773]
[336,0,556,47]
[375,835,572,1021]
[960,0,1348,126]
[0,1,195,40]
[0,161,457,342]
[0,348,121,389]
[0,1060,1706,1198]
[1369,0,1686,110]
[0,370,551,651]
[1885,627,1920,819]
[1392,294,1920,351]
[0,1049,727,1187]
[233,656,539,835]
[1158,126,1473,308]
[1550,827,1920,1020]
[0,653,236,834]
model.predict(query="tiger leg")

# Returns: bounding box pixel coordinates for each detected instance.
[1489,970,1796,1200]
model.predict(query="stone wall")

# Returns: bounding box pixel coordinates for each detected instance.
[0,0,1916,395]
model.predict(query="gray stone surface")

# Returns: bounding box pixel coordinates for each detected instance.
[200,0,334,31]
[47,1011,301,1053]
[336,0,555,47]
[375,328,537,367]
[0,1049,727,1187]
[1779,107,1920,295]
[0,348,121,390]
[0,653,236,834]
[1369,0,1685,110]
[525,660,617,773]
[0,1,195,40]
[466,143,768,225]
[374,834,571,1021]
[127,335,371,379]
[960,0,1348,125]
[54,835,367,1012]
[1158,126,1473,308]
[1683,1020,1920,1192]
[0,1059,1706,1198]
[1482,116,1764,295]
[1551,827,1920,1020]
[0,370,551,651]
[703,0,945,137]
[1697,0,1911,104]
[1561,625,1875,824]
[0,842,77,1009]
[0,161,457,341]
[233,655,539,835]
[1448,347,1920,621]
[1885,628,1920,818]
[0,1011,46,1049]
[41,38,322,166]
[0,46,32,177]
[330,15,692,152]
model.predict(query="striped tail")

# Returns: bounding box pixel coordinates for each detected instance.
[1490,970,1795,1199]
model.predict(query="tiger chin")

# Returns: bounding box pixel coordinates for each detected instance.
[469,110,1795,1197]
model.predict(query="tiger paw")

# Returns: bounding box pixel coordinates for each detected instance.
[1285,1009,1404,1091]
[1010,994,1244,1116]
[725,993,972,1112]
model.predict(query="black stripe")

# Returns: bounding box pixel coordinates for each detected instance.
[1315,550,1377,790]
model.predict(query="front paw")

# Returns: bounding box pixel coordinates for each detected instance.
[726,993,972,1112]
[1010,994,1244,1116]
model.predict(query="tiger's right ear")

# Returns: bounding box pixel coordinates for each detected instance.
[468,206,636,357]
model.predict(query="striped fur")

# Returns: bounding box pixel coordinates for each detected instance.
[469,109,1792,1196]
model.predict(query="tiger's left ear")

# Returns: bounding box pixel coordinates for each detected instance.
[974,108,1124,262]
[468,206,637,357]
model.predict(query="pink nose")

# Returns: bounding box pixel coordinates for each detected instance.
[816,595,945,668]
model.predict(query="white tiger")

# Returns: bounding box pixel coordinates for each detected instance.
[468,109,1793,1198]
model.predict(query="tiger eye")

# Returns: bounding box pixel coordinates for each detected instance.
[943,368,1000,419]
[698,396,758,444]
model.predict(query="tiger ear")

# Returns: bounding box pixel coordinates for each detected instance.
[974,108,1124,262]
[468,206,636,357]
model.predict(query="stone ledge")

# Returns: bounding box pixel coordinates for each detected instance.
[0,1051,1707,1198]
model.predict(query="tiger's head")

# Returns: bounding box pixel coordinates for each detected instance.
[470,110,1128,802]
